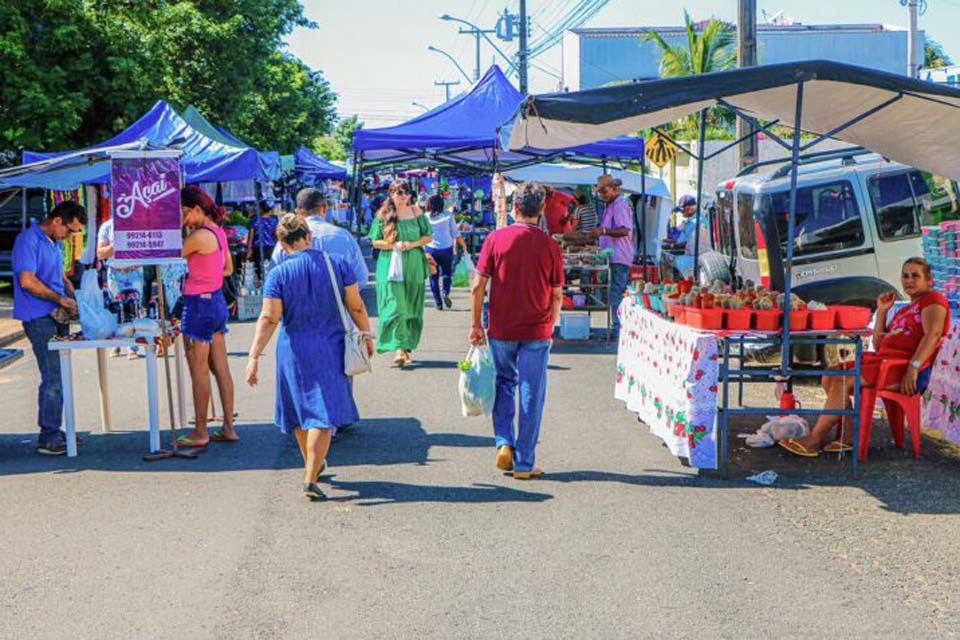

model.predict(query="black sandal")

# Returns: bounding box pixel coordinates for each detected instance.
[303,483,327,501]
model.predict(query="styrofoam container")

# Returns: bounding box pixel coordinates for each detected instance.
[237,294,262,321]
[559,312,591,340]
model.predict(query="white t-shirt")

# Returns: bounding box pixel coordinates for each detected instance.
[97,219,114,267]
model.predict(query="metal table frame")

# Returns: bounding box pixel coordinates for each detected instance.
[717,333,864,477]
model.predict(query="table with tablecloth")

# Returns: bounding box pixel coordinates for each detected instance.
[614,302,720,469]
[922,318,960,442]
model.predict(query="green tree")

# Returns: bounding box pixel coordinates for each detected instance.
[925,39,954,69]
[313,115,364,161]
[643,11,736,138]
[0,1,337,155]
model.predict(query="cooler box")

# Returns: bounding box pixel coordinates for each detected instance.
[559,312,591,340]
[237,294,262,321]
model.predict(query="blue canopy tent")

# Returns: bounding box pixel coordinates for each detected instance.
[294,146,348,183]
[352,65,645,173]
[16,101,265,187]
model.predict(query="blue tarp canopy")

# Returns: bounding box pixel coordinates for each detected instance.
[181,105,282,181]
[16,101,263,188]
[353,65,644,172]
[295,146,348,182]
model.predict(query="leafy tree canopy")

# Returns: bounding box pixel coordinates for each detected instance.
[0,0,337,155]
[924,39,954,69]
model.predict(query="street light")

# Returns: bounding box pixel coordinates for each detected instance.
[427,44,473,84]
[411,101,429,112]
[439,13,520,78]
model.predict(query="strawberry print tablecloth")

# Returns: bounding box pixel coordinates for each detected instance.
[614,302,719,469]
[922,319,960,442]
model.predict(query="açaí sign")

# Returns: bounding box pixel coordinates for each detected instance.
[111,152,182,262]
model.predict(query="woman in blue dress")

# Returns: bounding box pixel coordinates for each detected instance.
[246,215,374,500]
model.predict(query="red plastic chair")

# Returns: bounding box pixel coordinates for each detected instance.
[856,339,944,461]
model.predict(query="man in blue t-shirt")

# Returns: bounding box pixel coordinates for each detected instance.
[12,200,87,455]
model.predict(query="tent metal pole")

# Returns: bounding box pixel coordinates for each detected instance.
[640,154,647,275]
[21,188,27,232]
[782,81,805,378]
[692,108,707,284]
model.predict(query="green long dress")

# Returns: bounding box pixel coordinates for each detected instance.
[368,215,431,353]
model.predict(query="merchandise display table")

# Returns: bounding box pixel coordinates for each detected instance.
[615,302,721,469]
[922,318,960,442]
[616,303,866,473]
[49,336,187,457]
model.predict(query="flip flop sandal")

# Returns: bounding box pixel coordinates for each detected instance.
[823,440,853,453]
[778,438,820,457]
[176,434,209,448]
[513,468,544,480]
[393,355,406,368]
[210,429,240,443]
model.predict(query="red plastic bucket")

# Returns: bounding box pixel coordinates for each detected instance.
[834,305,872,330]
[753,309,782,331]
[685,307,723,330]
[724,309,753,331]
[808,308,836,331]
[787,309,810,331]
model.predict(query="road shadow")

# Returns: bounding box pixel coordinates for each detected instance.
[324,477,552,506]
[401,359,458,371]
[0,418,493,476]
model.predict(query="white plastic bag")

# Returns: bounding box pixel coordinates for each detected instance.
[388,248,404,282]
[458,345,496,417]
[461,253,477,277]
[76,270,118,340]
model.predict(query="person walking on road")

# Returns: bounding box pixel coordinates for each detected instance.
[368,179,432,368]
[246,199,278,284]
[269,188,368,287]
[246,215,375,500]
[470,182,564,479]
[424,194,467,310]
[588,174,634,337]
[12,201,87,455]
[178,185,238,447]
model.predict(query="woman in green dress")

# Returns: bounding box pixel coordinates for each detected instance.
[368,179,433,367]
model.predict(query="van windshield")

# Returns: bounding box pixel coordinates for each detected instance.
[755,180,864,258]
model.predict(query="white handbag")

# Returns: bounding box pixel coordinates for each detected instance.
[323,252,372,376]
[388,247,405,282]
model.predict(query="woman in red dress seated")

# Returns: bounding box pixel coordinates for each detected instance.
[781,257,950,457]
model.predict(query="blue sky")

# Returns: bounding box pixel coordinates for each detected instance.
[286,1,960,127]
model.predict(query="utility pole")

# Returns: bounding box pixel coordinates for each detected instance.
[736,0,758,170]
[518,0,529,94]
[905,0,920,77]
[434,79,461,102]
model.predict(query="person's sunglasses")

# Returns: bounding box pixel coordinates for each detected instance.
[394,189,409,195]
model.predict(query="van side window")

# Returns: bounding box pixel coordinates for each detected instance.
[759,180,864,257]
[736,193,757,259]
[868,172,921,240]
[715,190,737,258]
[912,171,960,226]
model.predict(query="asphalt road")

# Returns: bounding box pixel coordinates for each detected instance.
[2,290,960,639]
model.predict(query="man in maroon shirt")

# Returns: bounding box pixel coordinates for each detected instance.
[470,182,564,479]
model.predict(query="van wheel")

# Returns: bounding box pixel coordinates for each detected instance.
[698,251,732,286]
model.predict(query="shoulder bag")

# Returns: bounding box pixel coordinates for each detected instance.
[323,252,373,376]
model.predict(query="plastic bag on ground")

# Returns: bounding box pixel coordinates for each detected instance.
[388,248,404,282]
[452,258,471,288]
[76,270,118,340]
[458,345,496,417]
[739,415,810,448]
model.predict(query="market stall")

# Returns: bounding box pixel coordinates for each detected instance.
[507,60,960,474]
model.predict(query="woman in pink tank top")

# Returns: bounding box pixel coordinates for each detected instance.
[178,185,237,447]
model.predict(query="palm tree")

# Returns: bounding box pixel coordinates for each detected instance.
[643,11,736,137]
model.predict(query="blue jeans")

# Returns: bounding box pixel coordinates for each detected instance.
[488,338,551,472]
[425,246,455,308]
[609,263,630,333]
[23,315,69,441]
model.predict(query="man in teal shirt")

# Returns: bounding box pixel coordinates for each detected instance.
[13,201,87,455]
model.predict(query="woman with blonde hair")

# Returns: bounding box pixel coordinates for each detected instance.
[368,179,432,367]
[247,214,374,500]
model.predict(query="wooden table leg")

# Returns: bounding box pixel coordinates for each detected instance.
[145,346,160,452]
[59,350,77,457]
[96,348,112,432]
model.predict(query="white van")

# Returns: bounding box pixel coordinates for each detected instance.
[707,151,960,306]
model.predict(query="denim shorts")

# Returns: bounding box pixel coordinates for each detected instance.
[181,290,229,343]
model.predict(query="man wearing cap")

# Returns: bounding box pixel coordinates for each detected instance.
[666,194,698,245]
[662,194,708,280]
[589,174,634,336]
